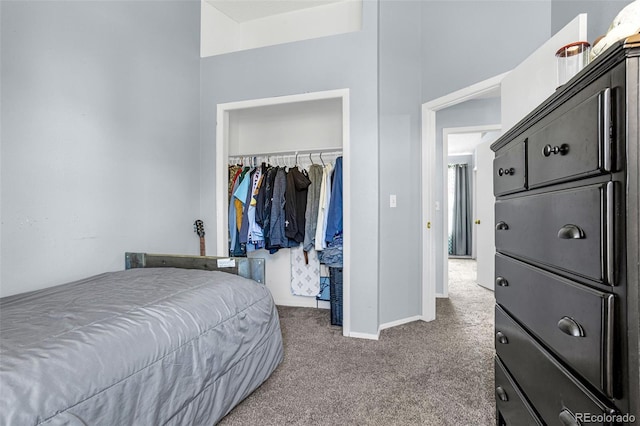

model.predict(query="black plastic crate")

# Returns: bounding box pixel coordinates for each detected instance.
[329,267,343,326]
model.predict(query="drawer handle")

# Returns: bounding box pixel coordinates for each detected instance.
[498,167,515,176]
[496,331,509,344]
[496,276,509,287]
[557,316,585,337]
[543,143,570,157]
[558,409,580,426]
[495,386,509,402]
[557,224,585,239]
[495,221,509,231]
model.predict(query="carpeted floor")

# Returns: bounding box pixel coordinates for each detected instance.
[218,259,496,425]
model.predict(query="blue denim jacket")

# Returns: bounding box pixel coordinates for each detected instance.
[325,156,343,242]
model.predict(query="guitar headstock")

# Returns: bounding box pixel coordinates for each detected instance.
[193,220,205,237]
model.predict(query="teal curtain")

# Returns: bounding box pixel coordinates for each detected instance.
[449,164,471,256]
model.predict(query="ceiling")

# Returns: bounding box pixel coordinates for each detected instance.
[448,132,484,156]
[206,0,344,22]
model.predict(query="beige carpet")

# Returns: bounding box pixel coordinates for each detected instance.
[218,259,496,425]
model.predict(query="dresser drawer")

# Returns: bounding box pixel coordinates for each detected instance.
[495,182,615,285]
[495,357,542,425]
[495,306,618,425]
[494,141,526,196]
[528,88,612,189]
[495,254,615,397]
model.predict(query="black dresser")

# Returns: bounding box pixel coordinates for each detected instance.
[491,36,640,425]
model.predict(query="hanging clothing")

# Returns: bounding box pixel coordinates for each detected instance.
[240,168,262,244]
[268,167,288,251]
[228,165,242,203]
[285,166,311,243]
[318,234,343,267]
[226,153,341,262]
[315,162,333,251]
[228,172,241,255]
[254,164,270,228]
[304,164,324,252]
[325,156,343,242]
[233,167,251,232]
[290,245,321,296]
[246,167,265,252]
[258,166,277,248]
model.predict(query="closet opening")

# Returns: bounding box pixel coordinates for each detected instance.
[215,89,351,336]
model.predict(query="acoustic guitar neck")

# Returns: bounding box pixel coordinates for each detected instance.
[199,236,206,257]
[193,220,206,257]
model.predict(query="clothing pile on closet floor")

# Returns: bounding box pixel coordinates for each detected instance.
[228,156,344,278]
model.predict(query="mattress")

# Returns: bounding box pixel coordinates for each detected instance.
[0,267,283,425]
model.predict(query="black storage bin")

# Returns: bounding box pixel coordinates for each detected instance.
[329,267,343,326]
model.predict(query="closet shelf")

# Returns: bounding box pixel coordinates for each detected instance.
[229,147,343,157]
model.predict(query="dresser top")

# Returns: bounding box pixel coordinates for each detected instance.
[492,34,640,152]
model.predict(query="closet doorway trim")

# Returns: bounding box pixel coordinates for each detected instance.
[216,88,351,337]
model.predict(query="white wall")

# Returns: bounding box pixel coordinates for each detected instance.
[201,0,362,57]
[201,1,239,57]
[501,14,587,131]
[229,99,343,155]
[0,1,201,297]
[551,0,632,43]
[421,1,553,102]
[378,0,423,326]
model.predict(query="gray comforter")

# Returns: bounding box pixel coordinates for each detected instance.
[0,268,283,425]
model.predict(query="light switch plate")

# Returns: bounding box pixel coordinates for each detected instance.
[390,194,397,208]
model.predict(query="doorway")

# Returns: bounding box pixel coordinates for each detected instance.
[446,132,477,261]
[421,72,507,320]
[446,132,480,291]
[443,127,499,297]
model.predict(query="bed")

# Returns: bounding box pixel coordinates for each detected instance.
[0,253,283,426]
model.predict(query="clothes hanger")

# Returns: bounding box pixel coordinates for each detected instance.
[319,152,325,166]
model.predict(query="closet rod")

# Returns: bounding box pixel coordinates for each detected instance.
[230,147,343,157]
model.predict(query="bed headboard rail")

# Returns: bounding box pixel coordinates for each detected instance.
[125,253,265,284]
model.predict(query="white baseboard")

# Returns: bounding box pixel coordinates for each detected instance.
[436,292,449,298]
[348,331,380,340]
[276,301,331,309]
[350,315,429,340]
[379,315,423,331]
